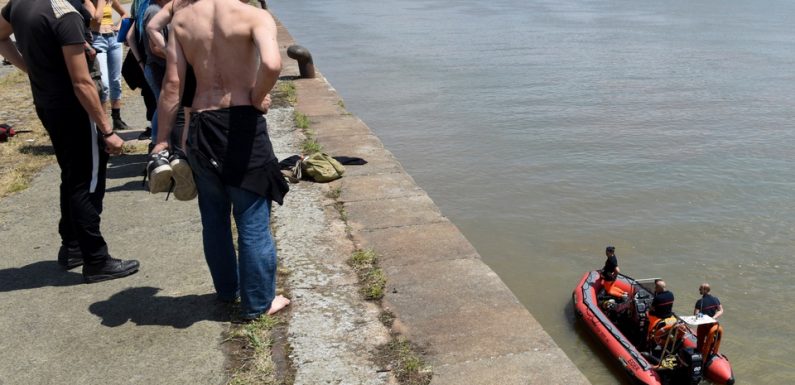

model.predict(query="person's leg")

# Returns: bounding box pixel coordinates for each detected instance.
[35,105,109,263]
[140,82,156,139]
[143,64,161,142]
[229,188,288,318]
[37,106,82,266]
[107,37,129,129]
[92,34,111,105]
[191,160,239,301]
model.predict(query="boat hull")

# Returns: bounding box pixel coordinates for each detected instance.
[573,271,735,385]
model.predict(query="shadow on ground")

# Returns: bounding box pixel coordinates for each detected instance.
[104,154,149,192]
[89,286,229,328]
[0,261,83,292]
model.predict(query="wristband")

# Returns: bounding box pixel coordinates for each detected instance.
[102,131,115,138]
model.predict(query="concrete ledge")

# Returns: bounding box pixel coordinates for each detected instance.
[344,195,446,232]
[353,221,480,268]
[432,351,591,385]
[338,173,425,202]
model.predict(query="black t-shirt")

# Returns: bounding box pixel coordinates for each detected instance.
[651,290,675,318]
[695,294,721,317]
[2,0,87,107]
[603,255,618,274]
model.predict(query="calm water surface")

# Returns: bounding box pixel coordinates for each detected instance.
[269,1,795,383]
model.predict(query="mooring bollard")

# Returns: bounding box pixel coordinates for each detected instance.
[287,45,315,79]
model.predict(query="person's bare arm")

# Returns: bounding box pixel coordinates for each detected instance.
[126,25,145,70]
[111,0,129,21]
[84,0,105,22]
[152,30,187,154]
[250,10,281,111]
[145,1,172,58]
[713,304,723,319]
[0,15,26,72]
[62,44,123,153]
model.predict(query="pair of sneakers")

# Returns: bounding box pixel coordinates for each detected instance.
[147,149,197,201]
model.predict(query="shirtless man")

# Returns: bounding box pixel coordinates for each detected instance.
[152,0,290,320]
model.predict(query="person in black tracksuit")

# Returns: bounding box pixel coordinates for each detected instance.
[1,0,139,282]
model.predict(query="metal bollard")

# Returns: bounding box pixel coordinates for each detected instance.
[287,45,315,79]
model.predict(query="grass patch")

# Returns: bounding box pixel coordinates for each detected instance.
[326,186,341,200]
[225,315,282,385]
[379,309,396,328]
[122,141,150,155]
[348,249,386,300]
[301,138,322,155]
[272,81,297,106]
[293,111,321,154]
[0,69,55,198]
[376,336,432,385]
[336,99,345,109]
[294,111,310,129]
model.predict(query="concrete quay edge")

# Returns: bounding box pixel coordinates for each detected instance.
[275,17,591,385]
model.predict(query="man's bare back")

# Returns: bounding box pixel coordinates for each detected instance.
[170,0,281,112]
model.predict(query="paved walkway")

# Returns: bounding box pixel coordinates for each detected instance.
[0,24,392,385]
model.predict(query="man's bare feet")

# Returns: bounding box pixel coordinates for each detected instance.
[267,295,291,315]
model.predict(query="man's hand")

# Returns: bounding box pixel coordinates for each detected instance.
[150,141,169,155]
[251,92,272,113]
[84,42,96,60]
[104,133,124,155]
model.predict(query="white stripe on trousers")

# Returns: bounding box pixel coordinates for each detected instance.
[89,120,99,193]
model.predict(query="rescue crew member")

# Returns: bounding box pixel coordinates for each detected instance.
[694,283,723,319]
[601,246,626,298]
[650,279,674,318]
[602,246,619,281]
[646,279,676,343]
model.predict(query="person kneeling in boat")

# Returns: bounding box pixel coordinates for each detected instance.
[647,280,676,343]
[601,246,627,299]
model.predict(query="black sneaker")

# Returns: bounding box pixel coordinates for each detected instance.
[147,150,173,194]
[83,257,140,283]
[169,150,197,201]
[113,117,130,130]
[57,245,84,270]
[137,126,152,140]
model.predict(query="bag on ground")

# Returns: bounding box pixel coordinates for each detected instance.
[301,152,345,182]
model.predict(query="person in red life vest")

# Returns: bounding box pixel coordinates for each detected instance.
[694,282,723,319]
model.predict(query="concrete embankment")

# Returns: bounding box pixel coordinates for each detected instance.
[275,18,591,385]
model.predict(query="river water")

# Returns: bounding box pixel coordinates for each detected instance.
[269,1,795,383]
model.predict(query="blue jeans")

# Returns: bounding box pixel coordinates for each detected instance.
[143,64,163,142]
[191,160,278,318]
[91,32,123,103]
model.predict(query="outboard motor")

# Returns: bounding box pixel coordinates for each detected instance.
[677,347,703,385]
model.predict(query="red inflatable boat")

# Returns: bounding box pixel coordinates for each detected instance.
[573,271,735,385]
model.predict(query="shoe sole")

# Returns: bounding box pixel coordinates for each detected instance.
[170,159,197,201]
[148,164,173,194]
[84,266,139,284]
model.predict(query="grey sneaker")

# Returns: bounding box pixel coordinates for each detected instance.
[169,150,197,201]
[147,150,173,194]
